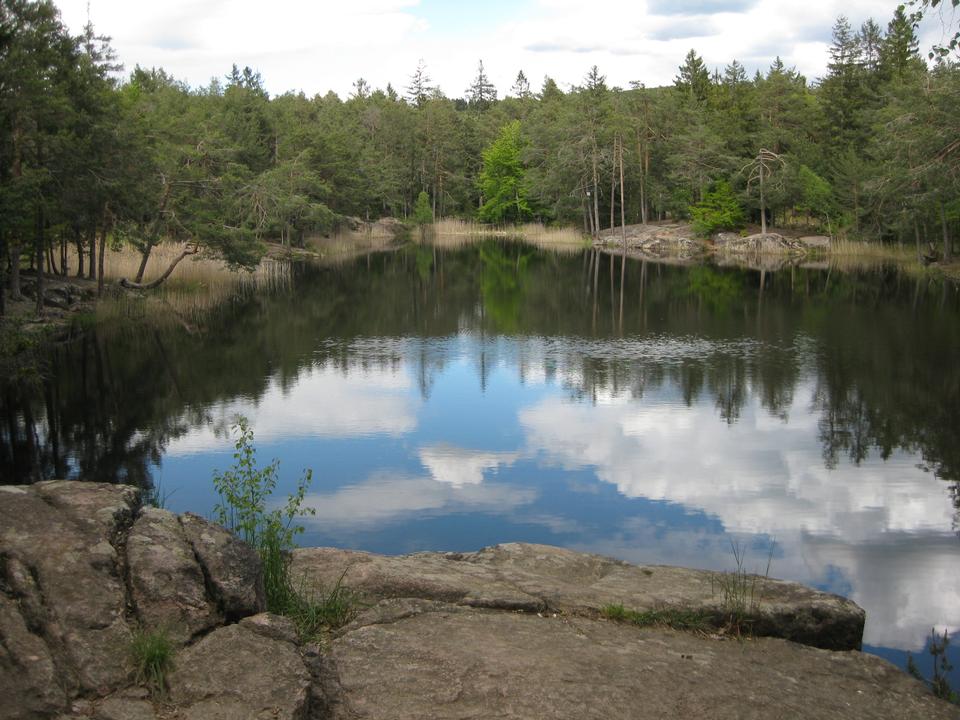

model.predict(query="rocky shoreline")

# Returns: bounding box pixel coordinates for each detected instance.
[1,481,957,719]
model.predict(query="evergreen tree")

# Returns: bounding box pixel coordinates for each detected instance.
[510,70,531,99]
[466,60,497,110]
[406,59,433,108]
[675,49,711,104]
[880,6,923,82]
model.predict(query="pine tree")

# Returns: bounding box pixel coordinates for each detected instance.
[406,59,433,108]
[675,49,711,104]
[511,70,531,99]
[820,16,869,150]
[880,6,923,82]
[466,60,497,110]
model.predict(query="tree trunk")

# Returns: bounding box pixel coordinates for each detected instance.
[941,201,951,262]
[9,242,22,300]
[618,136,627,248]
[609,165,615,232]
[134,243,153,283]
[120,244,198,290]
[759,169,767,236]
[35,205,45,319]
[97,217,107,296]
[591,153,600,240]
[87,224,96,280]
[75,231,85,278]
[0,230,6,317]
[914,219,922,262]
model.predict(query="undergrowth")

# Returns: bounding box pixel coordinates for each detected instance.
[908,628,958,705]
[213,417,358,640]
[710,540,774,634]
[601,603,712,632]
[130,626,174,697]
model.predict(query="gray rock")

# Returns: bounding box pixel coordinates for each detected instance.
[167,624,310,720]
[238,612,298,645]
[799,234,832,248]
[127,508,219,645]
[179,512,265,620]
[92,696,156,720]
[323,603,959,720]
[0,482,137,695]
[292,542,864,650]
[0,593,66,719]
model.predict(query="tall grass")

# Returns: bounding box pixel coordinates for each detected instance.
[431,218,586,248]
[129,626,174,697]
[710,540,775,635]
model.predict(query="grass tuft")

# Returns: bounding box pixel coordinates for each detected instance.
[129,626,174,697]
[710,540,774,635]
[601,603,712,632]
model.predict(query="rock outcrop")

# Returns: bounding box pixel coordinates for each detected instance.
[2,481,958,720]
[291,543,865,650]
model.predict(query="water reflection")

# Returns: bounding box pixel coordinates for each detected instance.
[2,241,958,672]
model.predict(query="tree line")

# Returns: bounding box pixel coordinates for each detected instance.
[1,0,958,317]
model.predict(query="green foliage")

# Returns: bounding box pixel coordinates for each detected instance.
[213,416,314,613]
[690,181,745,235]
[130,626,174,697]
[907,628,958,704]
[211,417,359,638]
[412,190,433,226]
[284,571,361,642]
[477,120,532,224]
[710,540,775,634]
[601,604,712,632]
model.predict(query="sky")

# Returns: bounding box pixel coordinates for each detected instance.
[55,0,950,98]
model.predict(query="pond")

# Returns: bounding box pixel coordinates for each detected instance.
[3,239,959,683]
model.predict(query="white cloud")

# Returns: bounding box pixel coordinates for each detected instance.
[165,362,417,455]
[55,0,945,98]
[418,445,519,487]
[518,382,959,650]
[299,471,538,528]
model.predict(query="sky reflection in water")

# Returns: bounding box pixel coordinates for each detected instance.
[159,333,958,660]
[8,244,958,679]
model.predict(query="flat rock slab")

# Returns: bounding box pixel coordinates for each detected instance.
[167,619,310,720]
[291,542,865,650]
[324,602,958,720]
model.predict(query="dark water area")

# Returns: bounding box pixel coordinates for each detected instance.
[2,241,959,683]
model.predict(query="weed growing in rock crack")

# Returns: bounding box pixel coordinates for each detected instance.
[212,417,358,639]
[710,540,775,635]
[130,626,174,697]
[907,628,958,705]
[284,571,361,642]
[213,415,315,613]
[601,603,712,632]
[142,479,175,510]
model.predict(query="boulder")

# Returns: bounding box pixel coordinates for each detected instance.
[799,235,831,249]
[127,508,219,645]
[167,622,310,720]
[0,482,282,720]
[292,542,864,650]
[179,512,265,620]
[0,483,138,695]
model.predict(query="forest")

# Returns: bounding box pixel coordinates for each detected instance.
[1,0,958,319]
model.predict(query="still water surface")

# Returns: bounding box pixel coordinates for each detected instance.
[3,241,959,680]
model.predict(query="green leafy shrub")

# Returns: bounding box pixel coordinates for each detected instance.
[213,417,358,638]
[213,416,315,613]
[690,180,745,235]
